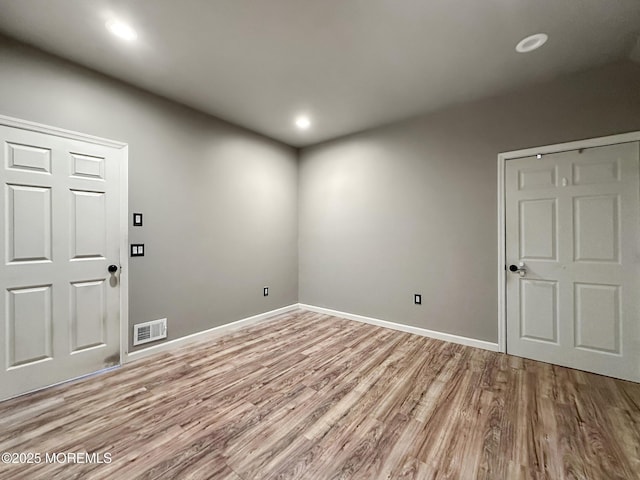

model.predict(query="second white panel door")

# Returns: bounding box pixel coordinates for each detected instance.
[505,141,640,382]
[0,124,123,401]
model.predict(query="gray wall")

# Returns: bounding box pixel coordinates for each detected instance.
[3,34,640,350]
[299,61,640,343]
[0,37,299,350]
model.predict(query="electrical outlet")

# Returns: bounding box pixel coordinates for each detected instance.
[263,287,269,296]
[414,294,422,305]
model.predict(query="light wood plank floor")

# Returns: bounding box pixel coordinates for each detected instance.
[1,309,639,479]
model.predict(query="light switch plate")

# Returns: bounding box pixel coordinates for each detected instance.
[131,244,145,257]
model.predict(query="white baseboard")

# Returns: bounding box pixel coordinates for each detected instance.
[299,304,499,352]
[125,304,300,362]
[126,302,499,362]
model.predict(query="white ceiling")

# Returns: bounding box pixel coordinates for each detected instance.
[0,0,639,147]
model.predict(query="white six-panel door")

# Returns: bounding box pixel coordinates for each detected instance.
[505,141,640,382]
[0,123,123,401]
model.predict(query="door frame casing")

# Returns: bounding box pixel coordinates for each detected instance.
[0,114,130,365]
[497,130,640,354]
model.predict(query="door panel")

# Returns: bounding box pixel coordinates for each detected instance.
[520,279,558,343]
[518,166,557,190]
[506,141,640,382]
[519,199,557,260]
[70,190,106,259]
[6,184,52,263]
[574,282,620,354]
[6,142,51,173]
[6,285,53,367]
[0,124,122,400]
[571,157,619,185]
[573,195,619,262]
[70,153,105,180]
[70,279,107,352]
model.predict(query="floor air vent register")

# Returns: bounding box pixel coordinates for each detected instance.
[133,318,167,346]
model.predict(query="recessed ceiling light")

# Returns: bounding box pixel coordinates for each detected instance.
[516,33,548,53]
[295,116,311,130]
[106,19,137,41]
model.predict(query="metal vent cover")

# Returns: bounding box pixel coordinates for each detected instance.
[133,318,167,346]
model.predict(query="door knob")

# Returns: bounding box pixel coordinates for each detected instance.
[509,262,527,276]
[108,264,118,273]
